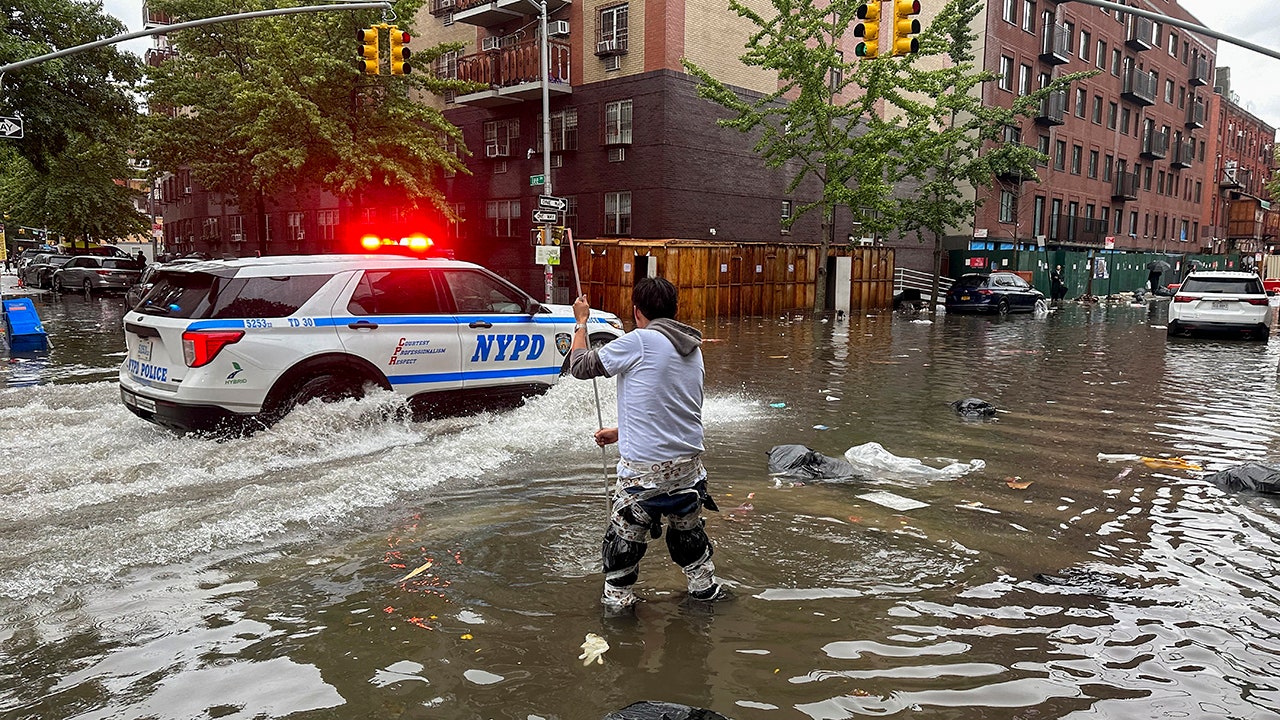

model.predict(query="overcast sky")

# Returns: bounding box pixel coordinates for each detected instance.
[99,0,1280,130]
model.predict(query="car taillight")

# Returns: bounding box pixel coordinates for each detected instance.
[976,289,994,295]
[1245,297,1269,306]
[96,270,112,276]
[182,329,245,368]
[1173,295,1194,303]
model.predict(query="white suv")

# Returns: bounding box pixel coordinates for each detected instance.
[1167,270,1273,340]
[119,255,625,434]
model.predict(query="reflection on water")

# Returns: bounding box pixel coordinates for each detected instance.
[2,299,1280,719]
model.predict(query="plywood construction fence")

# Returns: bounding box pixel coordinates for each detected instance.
[568,239,894,321]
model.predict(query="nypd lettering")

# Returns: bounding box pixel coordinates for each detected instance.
[126,358,169,383]
[390,337,445,366]
[471,334,545,362]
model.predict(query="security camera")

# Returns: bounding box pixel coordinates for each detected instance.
[526,148,536,159]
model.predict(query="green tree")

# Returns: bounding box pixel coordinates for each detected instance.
[684,0,1092,312]
[141,0,476,256]
[0,135,149,248]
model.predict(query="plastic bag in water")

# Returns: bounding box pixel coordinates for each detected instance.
[603,701,733,720]
[843,441,984,481]
[1203,463,1280,494]
[767,444,857,480]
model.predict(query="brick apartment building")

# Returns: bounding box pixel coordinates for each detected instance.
[970,0,1274,258]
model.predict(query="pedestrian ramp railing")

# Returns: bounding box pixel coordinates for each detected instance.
[893,267,952,306]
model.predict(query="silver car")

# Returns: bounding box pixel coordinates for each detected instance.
[51,256,144,295]
[1167,271,1273,340]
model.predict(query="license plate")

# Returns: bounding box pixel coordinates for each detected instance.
[136,338,152,362]
[1212,300,1229,310]
[135,395,156,413]
[960,295,970,301]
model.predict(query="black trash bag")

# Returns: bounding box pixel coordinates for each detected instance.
[767,444,856,479]
[951,398,996,417]
[893,288,922,311]
[1203,463,1280,494]
[1152,286,1176,297]
[603,701,733,720]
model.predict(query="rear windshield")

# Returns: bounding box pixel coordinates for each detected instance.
[1181,277,1264,295]
[102,258,140,270]
[954,274,989,288]
[138,271,332,319]
[49,256,71,266]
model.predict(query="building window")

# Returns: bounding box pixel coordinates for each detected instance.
[1080,31,1091,61]
[318,209,338,243]
[1107,101,1117,129]
[1195,181,1202,202]
[1169,31,1178,56]
[604,191,631,235]
[1157,170,1165,194]
[1021,0,1035,32]
[537,108,579,152]
[1075,88,1086,118]
[1037,134,1050,166]
[999,56,1014,91]
[598,4,629,53]
[1111,48,1121,76]
[1091,95,1102,123]
[1164,79,1174,103]
[1064,21,1074,55]
[1120,107,1130,134]
[1054,139,1066,170]
[1178,85,1185,109]
[287,211,305,242]
[229,215,244,243]
[564,196,578,231]
[1002,0,1016,24]
[483,118,519,157]
[1103,153,1113,181]
[1129,210,1138,236]
[780,200,792,234]
[999,190,1016,223]
[1071,144,1082,174]
[1033,195,1045,236]
[1143,165,1152,190]
[1097,40,1106,68]
[604,99,633,145]
[1050,198,1062,238]
[486,199,520,237]
[1019,64,1032,96]
[1088,149,1099,178]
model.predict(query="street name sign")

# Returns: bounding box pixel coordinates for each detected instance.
[536,195,567,212]
[0,117,23,139]
[529,174,546,186]
[532,210,559,224]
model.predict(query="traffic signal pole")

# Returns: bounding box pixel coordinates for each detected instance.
[0,2,394,75]
[539,0,555,303]
[1060,0,1280,62]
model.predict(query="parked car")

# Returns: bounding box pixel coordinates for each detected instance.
[945,272,1045,314]
[19,253,72,289]
[1167,271,1272,340]
[118,254,627,435]
[51,256,143,294]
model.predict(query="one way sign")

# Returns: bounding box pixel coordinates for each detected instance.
[0,117,23,139]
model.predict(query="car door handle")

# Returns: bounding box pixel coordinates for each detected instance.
[348,320,379,330]
[469,320,493,329]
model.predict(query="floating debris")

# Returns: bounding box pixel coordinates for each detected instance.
[579,633,610,666]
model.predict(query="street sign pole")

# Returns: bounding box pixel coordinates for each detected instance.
[538,0,554,303]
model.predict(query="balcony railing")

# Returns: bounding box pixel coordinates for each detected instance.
[1171,139,1196,168]
[454,39,571,106]
[1189,56,1210,87]
[1040,23,1070,65]
[1035,90,1067,125]
[1112,171,1139,201]
[1140,129,1168,159]
[145,47,177,68]
[1186,100,1205,128]
[143,2,174,27]
[1047,214,1108,245]
[1126,16,1154,50]
[1122,68,1157,106]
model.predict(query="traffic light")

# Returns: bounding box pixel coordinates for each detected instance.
[358,27,380,74]
[891,0,921,56]
[531,227,546,246]
[854,2,880,58]
[389,27,412,75]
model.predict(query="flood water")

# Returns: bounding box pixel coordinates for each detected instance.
[3,289,1280,719]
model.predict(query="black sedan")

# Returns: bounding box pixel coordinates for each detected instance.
[945,272,1045,315]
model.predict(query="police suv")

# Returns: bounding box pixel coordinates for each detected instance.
[118,255,625,434]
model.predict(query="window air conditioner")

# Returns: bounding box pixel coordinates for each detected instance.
[295,228,305,241]
[482,36,503,52]
[183,186,192,195]
[596,38,617,55]
[438,0,454,7]
[548,20,570,36]
[231,233,243,243]
[485,141,509,158]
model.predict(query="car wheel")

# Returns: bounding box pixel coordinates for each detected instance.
[996,299,1010,316]
[52,276,64,293]
[83,280,93,296]
[265,373,364,425]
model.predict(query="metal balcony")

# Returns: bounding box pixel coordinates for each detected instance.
[1189,56,1210,87]
[142,2,173,27]
[1112,171,1139,201]
[1126,16,1154,50]
[1039,23,1071,65]
[144,47,177,68]
[1171,139,1195,169]
[1140,130,1168,160]
[1121,68,1157,106]
[453,38,572,107]
[1034,90,1067,126]
[1186,100,1205,128]
[451,0,570,27]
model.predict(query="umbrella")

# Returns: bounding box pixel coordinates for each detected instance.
[1147,259,1172,273]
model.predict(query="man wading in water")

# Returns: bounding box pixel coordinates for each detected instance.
[569,277,725,611]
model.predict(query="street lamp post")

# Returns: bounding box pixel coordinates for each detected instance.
[539,0,554,303]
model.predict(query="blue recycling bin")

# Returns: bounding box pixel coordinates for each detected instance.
[4,297,49,352]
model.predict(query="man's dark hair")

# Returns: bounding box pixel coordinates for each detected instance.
[632,277,678,320]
